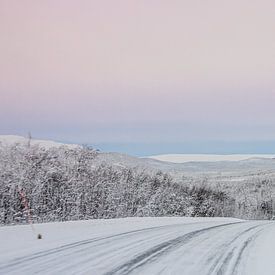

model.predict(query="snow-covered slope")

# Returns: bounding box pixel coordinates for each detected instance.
[148,154,275,163]
[0,135,79,149]
[0,217,274,275]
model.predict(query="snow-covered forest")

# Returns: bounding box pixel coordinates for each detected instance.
[0,143,274,225]
[0,143,235,225]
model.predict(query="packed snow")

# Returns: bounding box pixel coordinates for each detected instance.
[0,217,274,275]
[148,154,275,163]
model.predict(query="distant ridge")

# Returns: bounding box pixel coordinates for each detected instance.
[147,154,275,163]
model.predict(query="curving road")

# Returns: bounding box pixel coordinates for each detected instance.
[0,220,273,275]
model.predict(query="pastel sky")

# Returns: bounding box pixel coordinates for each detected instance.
[1,1,275,154]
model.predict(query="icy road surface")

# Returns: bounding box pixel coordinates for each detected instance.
[0,217,274,275]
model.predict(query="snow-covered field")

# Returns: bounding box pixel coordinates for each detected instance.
[148,154,275,163]
[0,217,274,275]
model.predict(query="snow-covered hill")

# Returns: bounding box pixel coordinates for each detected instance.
[0,135,78,149]
[0,217,274,275]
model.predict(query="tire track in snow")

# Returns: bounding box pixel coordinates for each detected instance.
[206,222,270,275]
[0,224,178,272]
[32,223,182,274]
[214,225,269,275]
[106,222,242,275]
[0,221,220,274]
[1,220,270,275]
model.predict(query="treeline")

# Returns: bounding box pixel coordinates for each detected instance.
[0,144,234,225]
[230,177,275,220]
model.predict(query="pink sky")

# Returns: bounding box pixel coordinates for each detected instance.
[0,0,275,143]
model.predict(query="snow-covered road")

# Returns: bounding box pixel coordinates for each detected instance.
[0,218,274,275]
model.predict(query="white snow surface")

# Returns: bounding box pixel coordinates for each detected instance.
[0,135,78,149]
[0,217,274,275]
[148,154,275,163]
